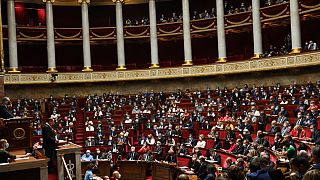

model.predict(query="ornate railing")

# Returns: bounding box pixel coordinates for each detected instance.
[4,51,320,84]
[2,0,319,41]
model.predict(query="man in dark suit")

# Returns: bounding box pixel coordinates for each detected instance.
[232,139,245,155]
[165,149,177,163]
[0,97,14,119]
[42,118,57,172]
[198,156,208,179]
[208,150,221,165]
[309,125,320,144]
[126,146,139,160]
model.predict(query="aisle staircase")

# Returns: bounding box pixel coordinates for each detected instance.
[74,109,85,148]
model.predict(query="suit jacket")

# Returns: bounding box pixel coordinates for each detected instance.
[189,160,200,173]
[208,153,221,164]
[42,123,56,149]
[126,152,139,160]
[165,154,177,163]
[232,144,244,155]
[198,162,208,179]
[142,153,153,161]
[269,126,281,134]
[0,105,13,119]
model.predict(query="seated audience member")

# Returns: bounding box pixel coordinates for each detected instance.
[212,136,222,149]
[290,156,310,180]
[177,143,188,156]
[0,97,14,119]
[269,120,281,134]
[94,148,102,160]
[85,137,96,147]
[185,134,197,147]
[254,130,270,147]
[86,121,95,132]
[146,134,155,145]
[154,141,163,160]
[0,139,16,163]
[309,125,320,144]
[310,146,320,170]
[138,142,150,153]
[224,157,233,170]
[204,165,216,180]
[207,149,221,164]
[290,125,306,139]
[195,134,206,148]
[177,174,190,180]
[165,149,177,163]
[281,121,291,137]
[207,127,218,138]
[247,157,272,180]
[198,156,208,179]
[166,136,176,147]
[302,169,320,180]
[272,133,283,151]
[126,146,139,160]
[282,140,297,159]
[232,139,245,155]
[142,150,153,162]
[84,163,96,180]
[82,150,94,161]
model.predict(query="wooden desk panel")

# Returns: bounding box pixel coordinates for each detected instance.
[118,160,148,180]
[0,156,48,180]
[152,162,178,180]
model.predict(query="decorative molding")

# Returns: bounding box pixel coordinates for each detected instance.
[4,51,320,85]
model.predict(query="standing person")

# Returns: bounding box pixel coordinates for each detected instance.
[0,97,14,119]
[42,118,57,172]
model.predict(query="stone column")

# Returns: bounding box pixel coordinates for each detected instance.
[251,0,263,58]
[79,0,93,71]
[44,0,57,72]
[148,0,159,68]
[182,0,193,66]
[216,0,227,62]
[290,0,302,53]
[7,0,20,72]
[113,0,126,70]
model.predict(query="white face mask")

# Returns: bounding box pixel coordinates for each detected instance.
[4,142,9,149]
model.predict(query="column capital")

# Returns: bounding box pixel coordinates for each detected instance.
[112,0,125,3]
[42,0,55,3]
[78,0,90,4]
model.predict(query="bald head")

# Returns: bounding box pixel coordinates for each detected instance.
[177,174,189,180]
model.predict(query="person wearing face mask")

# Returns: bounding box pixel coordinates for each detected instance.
[95,148,102,160]
[0,139,16,163]
[308,125,320,144]
[81,150,94,161]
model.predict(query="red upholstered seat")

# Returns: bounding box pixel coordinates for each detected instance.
[177,156,191,167]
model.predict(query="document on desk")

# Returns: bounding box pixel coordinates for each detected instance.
[15,157,30,161]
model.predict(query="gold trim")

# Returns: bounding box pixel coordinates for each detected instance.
[251,54,263,59]
[3,51,320,85]
[149,64,160,68]
[290,48,302,54]
[82,66,93,72]
[46,67,58,73]
[8,68,21,73]
[182,60,193,66]
[116,65,126,71]
[217,58,227,63]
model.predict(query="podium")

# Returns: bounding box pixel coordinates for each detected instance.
[1,117,33,150]
[56,144,82,180]
[118,160,148,180]
[152,162,178,180]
